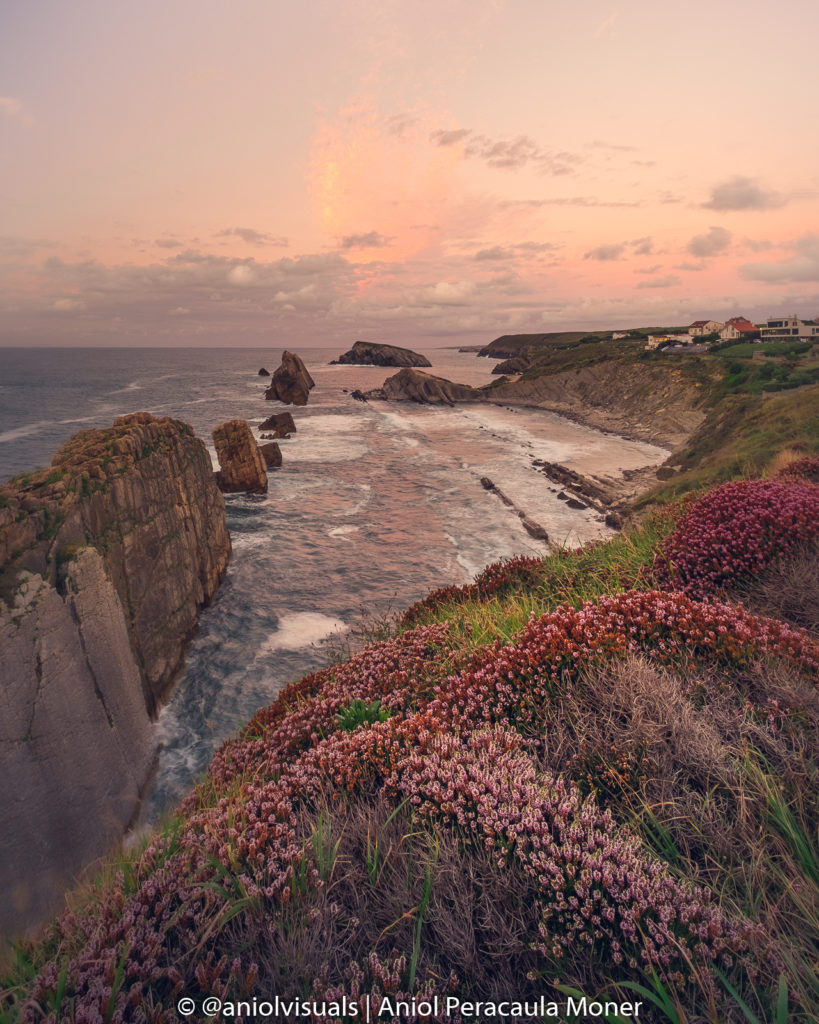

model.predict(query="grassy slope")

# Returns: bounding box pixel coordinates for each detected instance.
[2,351,819,1024]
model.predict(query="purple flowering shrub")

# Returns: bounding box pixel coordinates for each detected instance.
[18,581,818,1019]
[776,455,819,484]
[654,478,819,596]
[402,555,545,624]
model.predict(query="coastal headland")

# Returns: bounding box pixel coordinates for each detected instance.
[1,334,818,1022]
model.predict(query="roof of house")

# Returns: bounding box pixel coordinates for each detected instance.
[725,316,758,331]
[689,320,709,328]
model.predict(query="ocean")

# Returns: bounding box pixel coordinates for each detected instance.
[0,345,667,822]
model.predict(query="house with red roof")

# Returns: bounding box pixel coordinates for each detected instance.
[719,317,760,342]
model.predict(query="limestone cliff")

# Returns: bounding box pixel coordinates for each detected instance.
[367,368,483,405]
[0,413,230,935]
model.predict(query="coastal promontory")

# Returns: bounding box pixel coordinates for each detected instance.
[367,367,483,405]
[0,413,230,933]
[331,340,432,367]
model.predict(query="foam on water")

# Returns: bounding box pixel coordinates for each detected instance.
[257,612,348,654]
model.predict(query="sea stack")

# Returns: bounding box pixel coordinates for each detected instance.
[264,350,315,405]
[212,419,268,493]
[259,411,296,438]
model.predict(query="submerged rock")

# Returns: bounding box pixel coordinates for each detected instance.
[212,419,268,494]
[331,341,432,368]
[264,351,315,406]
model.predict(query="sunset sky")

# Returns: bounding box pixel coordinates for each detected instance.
[2,0,818,347]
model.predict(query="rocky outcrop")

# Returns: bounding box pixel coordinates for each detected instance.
[331,341,431,368]
[212,420,268,494]
[0,413,230,934]
[367,369,484,406]
[259,442,282,469]
[264,351,315,406]
[258,367,270,377]
[492,356,529,375]
[259,411,296,438]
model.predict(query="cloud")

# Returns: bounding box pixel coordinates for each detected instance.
[339,231,392,249]
[0,96,33,123]
[632,237,653,255]
[216,227,289,246]
[636,275,681,289]
[474,241,558,261]
[52,297,85,311]
[430,127,581,175]
[227,264,256,285]
[634,264,662,275]
[583,244,625,261]
[739,233,819,283]
[429,128,473,147]
[500,196,638,209]
[675,260,706,272]
[703,176,784,211]
[687,226,732,257]
[155,237,184,249]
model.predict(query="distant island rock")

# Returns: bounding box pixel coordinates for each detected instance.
[212,419,268,494]
[258,367,270,376]
[331,341,431,368]
[366,368,483,406]
[264,351,315,406]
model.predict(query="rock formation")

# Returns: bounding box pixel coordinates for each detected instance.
[259,441,282,468]
[258,367,270,376]
[492,356,529,375]
[367,368,484,406]
[259,411,296,438]
[264,351,315,405]
[0,413,230,934]
[331,341,432,368]
[212,419,268,494]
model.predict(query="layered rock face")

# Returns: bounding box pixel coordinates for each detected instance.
[331,341,432,368]
[212,419,268,494]
[264,351,315,405]
[0,413,230,934]
[368,368,483,406]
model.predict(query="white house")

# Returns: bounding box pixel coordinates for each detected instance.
[688,319,724,337]
[759,315,819,342]
[645,333,691,350]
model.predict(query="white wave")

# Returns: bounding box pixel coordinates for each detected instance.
[328,524,360,538]
[257,612,348,653]
[0,420,50,444]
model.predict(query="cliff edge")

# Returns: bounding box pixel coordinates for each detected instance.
[0,413,231,934]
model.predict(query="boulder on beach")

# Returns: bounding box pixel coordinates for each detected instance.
[212,419,267,494]
[264,351,315,406]
[331,341,431,368]
[259,411,296,438]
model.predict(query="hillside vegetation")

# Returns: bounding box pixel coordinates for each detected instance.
[2,362,819,1023]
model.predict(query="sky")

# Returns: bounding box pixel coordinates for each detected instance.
[1,0,818,348]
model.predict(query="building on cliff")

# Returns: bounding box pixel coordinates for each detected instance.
[0,413,231,936]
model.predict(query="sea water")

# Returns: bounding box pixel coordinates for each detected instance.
[0,346,667,820]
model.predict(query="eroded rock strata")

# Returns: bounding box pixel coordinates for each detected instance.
[367,368,482,405]
[0,413,230,934]
[331,341,432,367]
[259,411,296,438]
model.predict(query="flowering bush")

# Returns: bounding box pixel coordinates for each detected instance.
[654,478,819,596]
[776,455,819,484]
